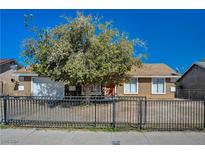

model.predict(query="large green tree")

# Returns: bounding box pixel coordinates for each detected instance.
[21,12,145,94]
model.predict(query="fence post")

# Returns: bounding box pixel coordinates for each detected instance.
[204,98,205,129]
[94,102,96,127]
[139,100,143,129]
[3,96,8,125]
[144,98,147,125]
[189,89,191,99]
[112,97,116,129]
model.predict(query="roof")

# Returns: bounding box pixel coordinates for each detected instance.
[177,61,205,82]
[14,68,33,74]
[0,59,16,65]
[129,63,180,77]
[194,62,205,69]
[13,67,38,76]
[12,63,180,78]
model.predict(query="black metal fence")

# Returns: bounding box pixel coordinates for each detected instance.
[0,96,205,130]
[144,100,205,130]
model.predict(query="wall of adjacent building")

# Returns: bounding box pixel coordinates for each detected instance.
[179,65,205,89]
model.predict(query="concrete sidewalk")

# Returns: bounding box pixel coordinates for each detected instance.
[1,128,205,145]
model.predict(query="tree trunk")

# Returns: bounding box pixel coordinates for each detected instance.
[84,84,92,96]
[83,84,92,103]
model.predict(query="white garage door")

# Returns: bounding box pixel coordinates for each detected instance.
[31,77,64,98]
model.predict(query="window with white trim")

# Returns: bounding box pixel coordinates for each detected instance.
[124,78,138,94]
[152,78,165,94]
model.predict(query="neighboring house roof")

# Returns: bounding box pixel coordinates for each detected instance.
[12,67,38,77]
[129,63,180,77]
[0,59,20,74]
[195,62,205,69]
[177,62,205,82]
[0,59,16,65]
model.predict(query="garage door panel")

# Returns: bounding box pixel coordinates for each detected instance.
[32,77,64,98]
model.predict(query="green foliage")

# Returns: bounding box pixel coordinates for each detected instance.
[0,124,10,129]
[21,12,145,86]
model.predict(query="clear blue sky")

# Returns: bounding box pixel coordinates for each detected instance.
[1,9,205,73]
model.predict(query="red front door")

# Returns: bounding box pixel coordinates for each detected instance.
[103,84,115,96]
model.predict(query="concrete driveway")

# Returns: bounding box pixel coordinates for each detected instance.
[0,128,205,145]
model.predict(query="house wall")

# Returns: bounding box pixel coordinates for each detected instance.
[116,78,176,99]
[0,70,16,96]
[178,65,205,89]
[12,76,32,96]
[0,69,32,96]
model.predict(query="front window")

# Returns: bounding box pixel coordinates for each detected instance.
[124,78,138,94]
[152,78,166,94]
[19,76,24,82]
[90,84,101,94]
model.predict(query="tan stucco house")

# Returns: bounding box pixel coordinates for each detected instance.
[1,59,180,99]
[115,63,181,99]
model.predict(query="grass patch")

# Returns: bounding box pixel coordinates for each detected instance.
[1,124,204,132]
[201,128,205,132]
[3,125,141,132]
[31,127,127,132]
[61,127,141,132]
[0,124,10,129]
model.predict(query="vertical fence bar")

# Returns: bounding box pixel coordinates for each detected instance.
[144,98,147,126]
[0,97,3,123]
[112,97,116,129]
[3,96,8,124]
[157,101,159,129]
[204,99,205,129]
[94,101,96,127]
[139,100,143,129]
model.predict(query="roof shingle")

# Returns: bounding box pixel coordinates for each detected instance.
[13,63,180,77]
[14,67,34,74]
[0,59,16,65]
[128,63,180,77]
